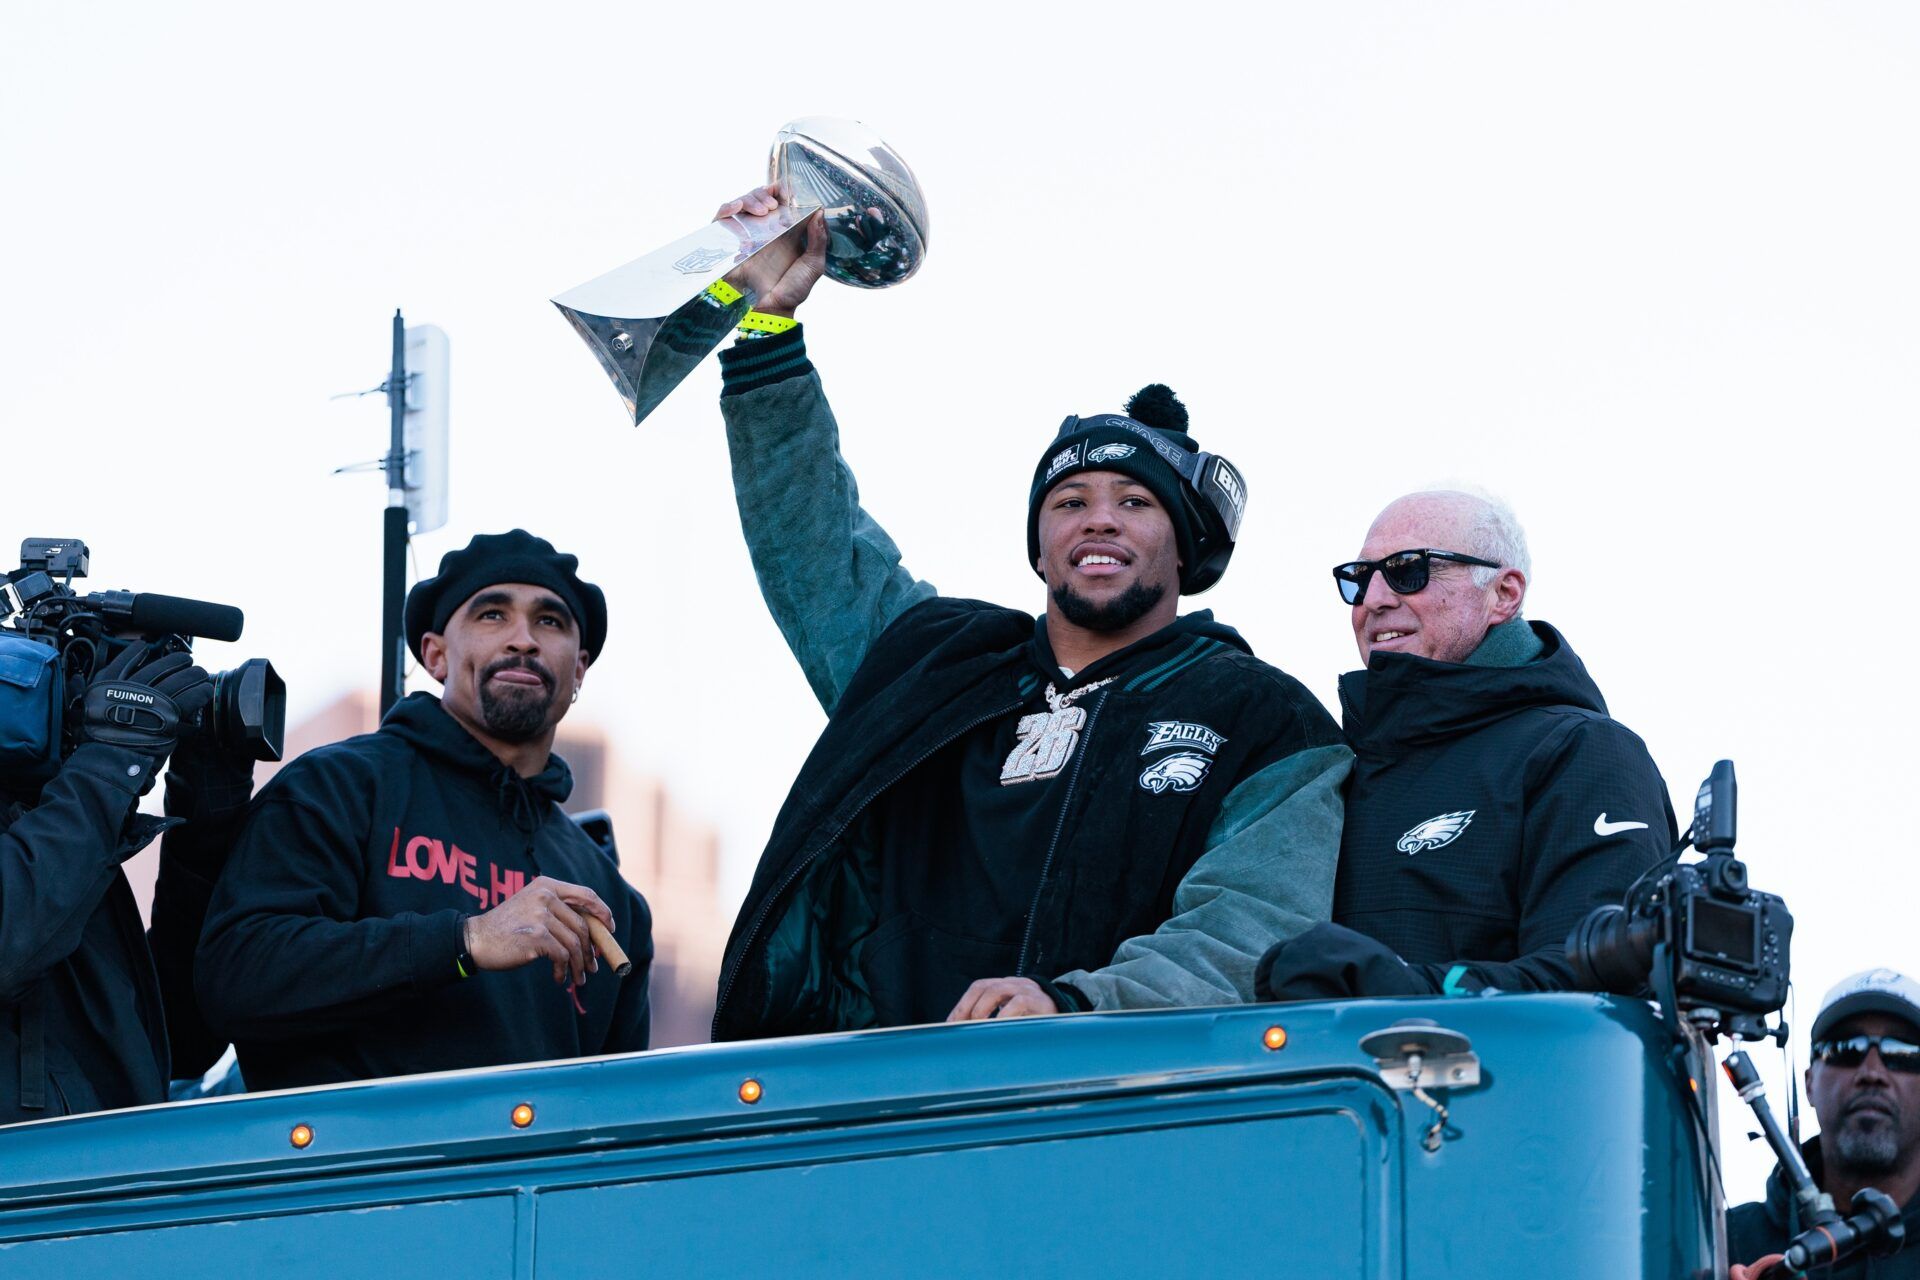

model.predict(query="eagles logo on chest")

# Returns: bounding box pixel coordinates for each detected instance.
[1135,718,1224,794]
[1397,810,1476,854]
[1139,752,1211,793]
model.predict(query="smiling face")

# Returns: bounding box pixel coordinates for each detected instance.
[1810,1013,1920,1178]
[1035,470,1182,635]
[421,582,588,748]
[1350,493,1526,665]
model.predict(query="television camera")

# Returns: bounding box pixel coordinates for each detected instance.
[0,538,283,779]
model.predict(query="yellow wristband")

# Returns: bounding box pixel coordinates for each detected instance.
[705,279,744,307]
[739,310,798,336]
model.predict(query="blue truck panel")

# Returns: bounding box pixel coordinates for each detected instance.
[0,994,1717,1278]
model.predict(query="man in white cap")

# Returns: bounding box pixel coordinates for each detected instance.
[1729,968,1920,1277]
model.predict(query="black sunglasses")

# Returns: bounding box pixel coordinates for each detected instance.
[1812,1034,1920,1073]
[1331,548,1502,606]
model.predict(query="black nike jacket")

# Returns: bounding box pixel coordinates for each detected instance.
[1318,621,1675,993]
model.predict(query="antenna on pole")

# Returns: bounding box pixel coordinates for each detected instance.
[334,311,451,719]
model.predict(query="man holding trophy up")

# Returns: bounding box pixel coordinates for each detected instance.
[698,184,1351,1039]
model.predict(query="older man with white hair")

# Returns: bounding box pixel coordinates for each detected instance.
[1255,489,1677,1000]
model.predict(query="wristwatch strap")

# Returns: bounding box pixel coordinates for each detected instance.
[455,923,477,979]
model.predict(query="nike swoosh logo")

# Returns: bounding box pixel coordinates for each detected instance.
[1594,813,1649,837]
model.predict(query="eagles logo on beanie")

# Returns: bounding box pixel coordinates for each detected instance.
[404,529,609,665]
[1027,385,1240,595]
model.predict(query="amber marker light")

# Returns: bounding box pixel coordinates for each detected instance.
[1263,1026,1288,1051]
[738,1078,763,1105]
[289,1124,314,1149]
[511,1103,535,1129]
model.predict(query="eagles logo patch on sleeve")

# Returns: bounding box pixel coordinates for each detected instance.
[1139,752,1212,794]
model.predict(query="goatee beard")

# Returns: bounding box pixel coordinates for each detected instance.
[1051,580,1167,634]
[477,660,557,743]
[1835,1117,1903,1175]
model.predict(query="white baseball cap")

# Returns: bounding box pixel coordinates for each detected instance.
[1811,968,1920,1043]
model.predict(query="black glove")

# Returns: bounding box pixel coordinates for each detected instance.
[163,731,256,822]
[1254,923,1428,1003]
[77,642,214,761]
[158,731,257,879]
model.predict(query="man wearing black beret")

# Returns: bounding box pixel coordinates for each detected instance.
[703,187,1349,1038]
[197,530,651,1090]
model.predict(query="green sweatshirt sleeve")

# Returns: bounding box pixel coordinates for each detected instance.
[1054,743,1352,1010]
[717,327,937,712]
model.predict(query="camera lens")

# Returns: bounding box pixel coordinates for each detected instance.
[208,659,286,762]
[1566,904,1660,994]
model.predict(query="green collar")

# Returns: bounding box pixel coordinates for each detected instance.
[1463,617,1544,668]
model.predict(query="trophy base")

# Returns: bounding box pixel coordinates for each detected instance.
[553,292,748,425]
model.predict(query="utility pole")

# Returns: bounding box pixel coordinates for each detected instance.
[380,309,409,718]
[335,312,449,719]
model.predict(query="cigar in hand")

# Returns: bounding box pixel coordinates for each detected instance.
[586,918,633,977]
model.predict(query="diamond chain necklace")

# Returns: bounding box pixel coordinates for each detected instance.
[1044,677,1114,713]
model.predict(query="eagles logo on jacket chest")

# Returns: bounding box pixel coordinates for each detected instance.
[1397,810,1476,854]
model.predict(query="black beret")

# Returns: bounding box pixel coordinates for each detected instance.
[404,529,608,665]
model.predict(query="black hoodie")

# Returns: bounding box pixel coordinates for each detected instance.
[196,694,650,1091]
[1329,621,1674,992]
[1728,1138,1920,1276]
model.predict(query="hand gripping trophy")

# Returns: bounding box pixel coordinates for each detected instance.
[552,118,929,425]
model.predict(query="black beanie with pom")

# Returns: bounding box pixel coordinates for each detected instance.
[1026,384,1207,592]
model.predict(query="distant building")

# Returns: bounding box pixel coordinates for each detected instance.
[125,690,728,1048]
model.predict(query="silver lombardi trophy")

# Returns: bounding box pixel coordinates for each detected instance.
[552,117,929,425]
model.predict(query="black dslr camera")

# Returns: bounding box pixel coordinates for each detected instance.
[0,538,285,778]
[1567,760,1793,1033]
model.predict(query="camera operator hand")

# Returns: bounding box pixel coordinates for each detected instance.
[158,731,256,879]
[713,182,828,317]
[76,643,212,766]
[1728,1255,1784,1279]
[460,876,616,988]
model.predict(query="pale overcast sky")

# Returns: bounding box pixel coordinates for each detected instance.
[4,2,1916,1198]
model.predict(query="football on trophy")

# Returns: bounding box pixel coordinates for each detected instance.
[770,117,930,289]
